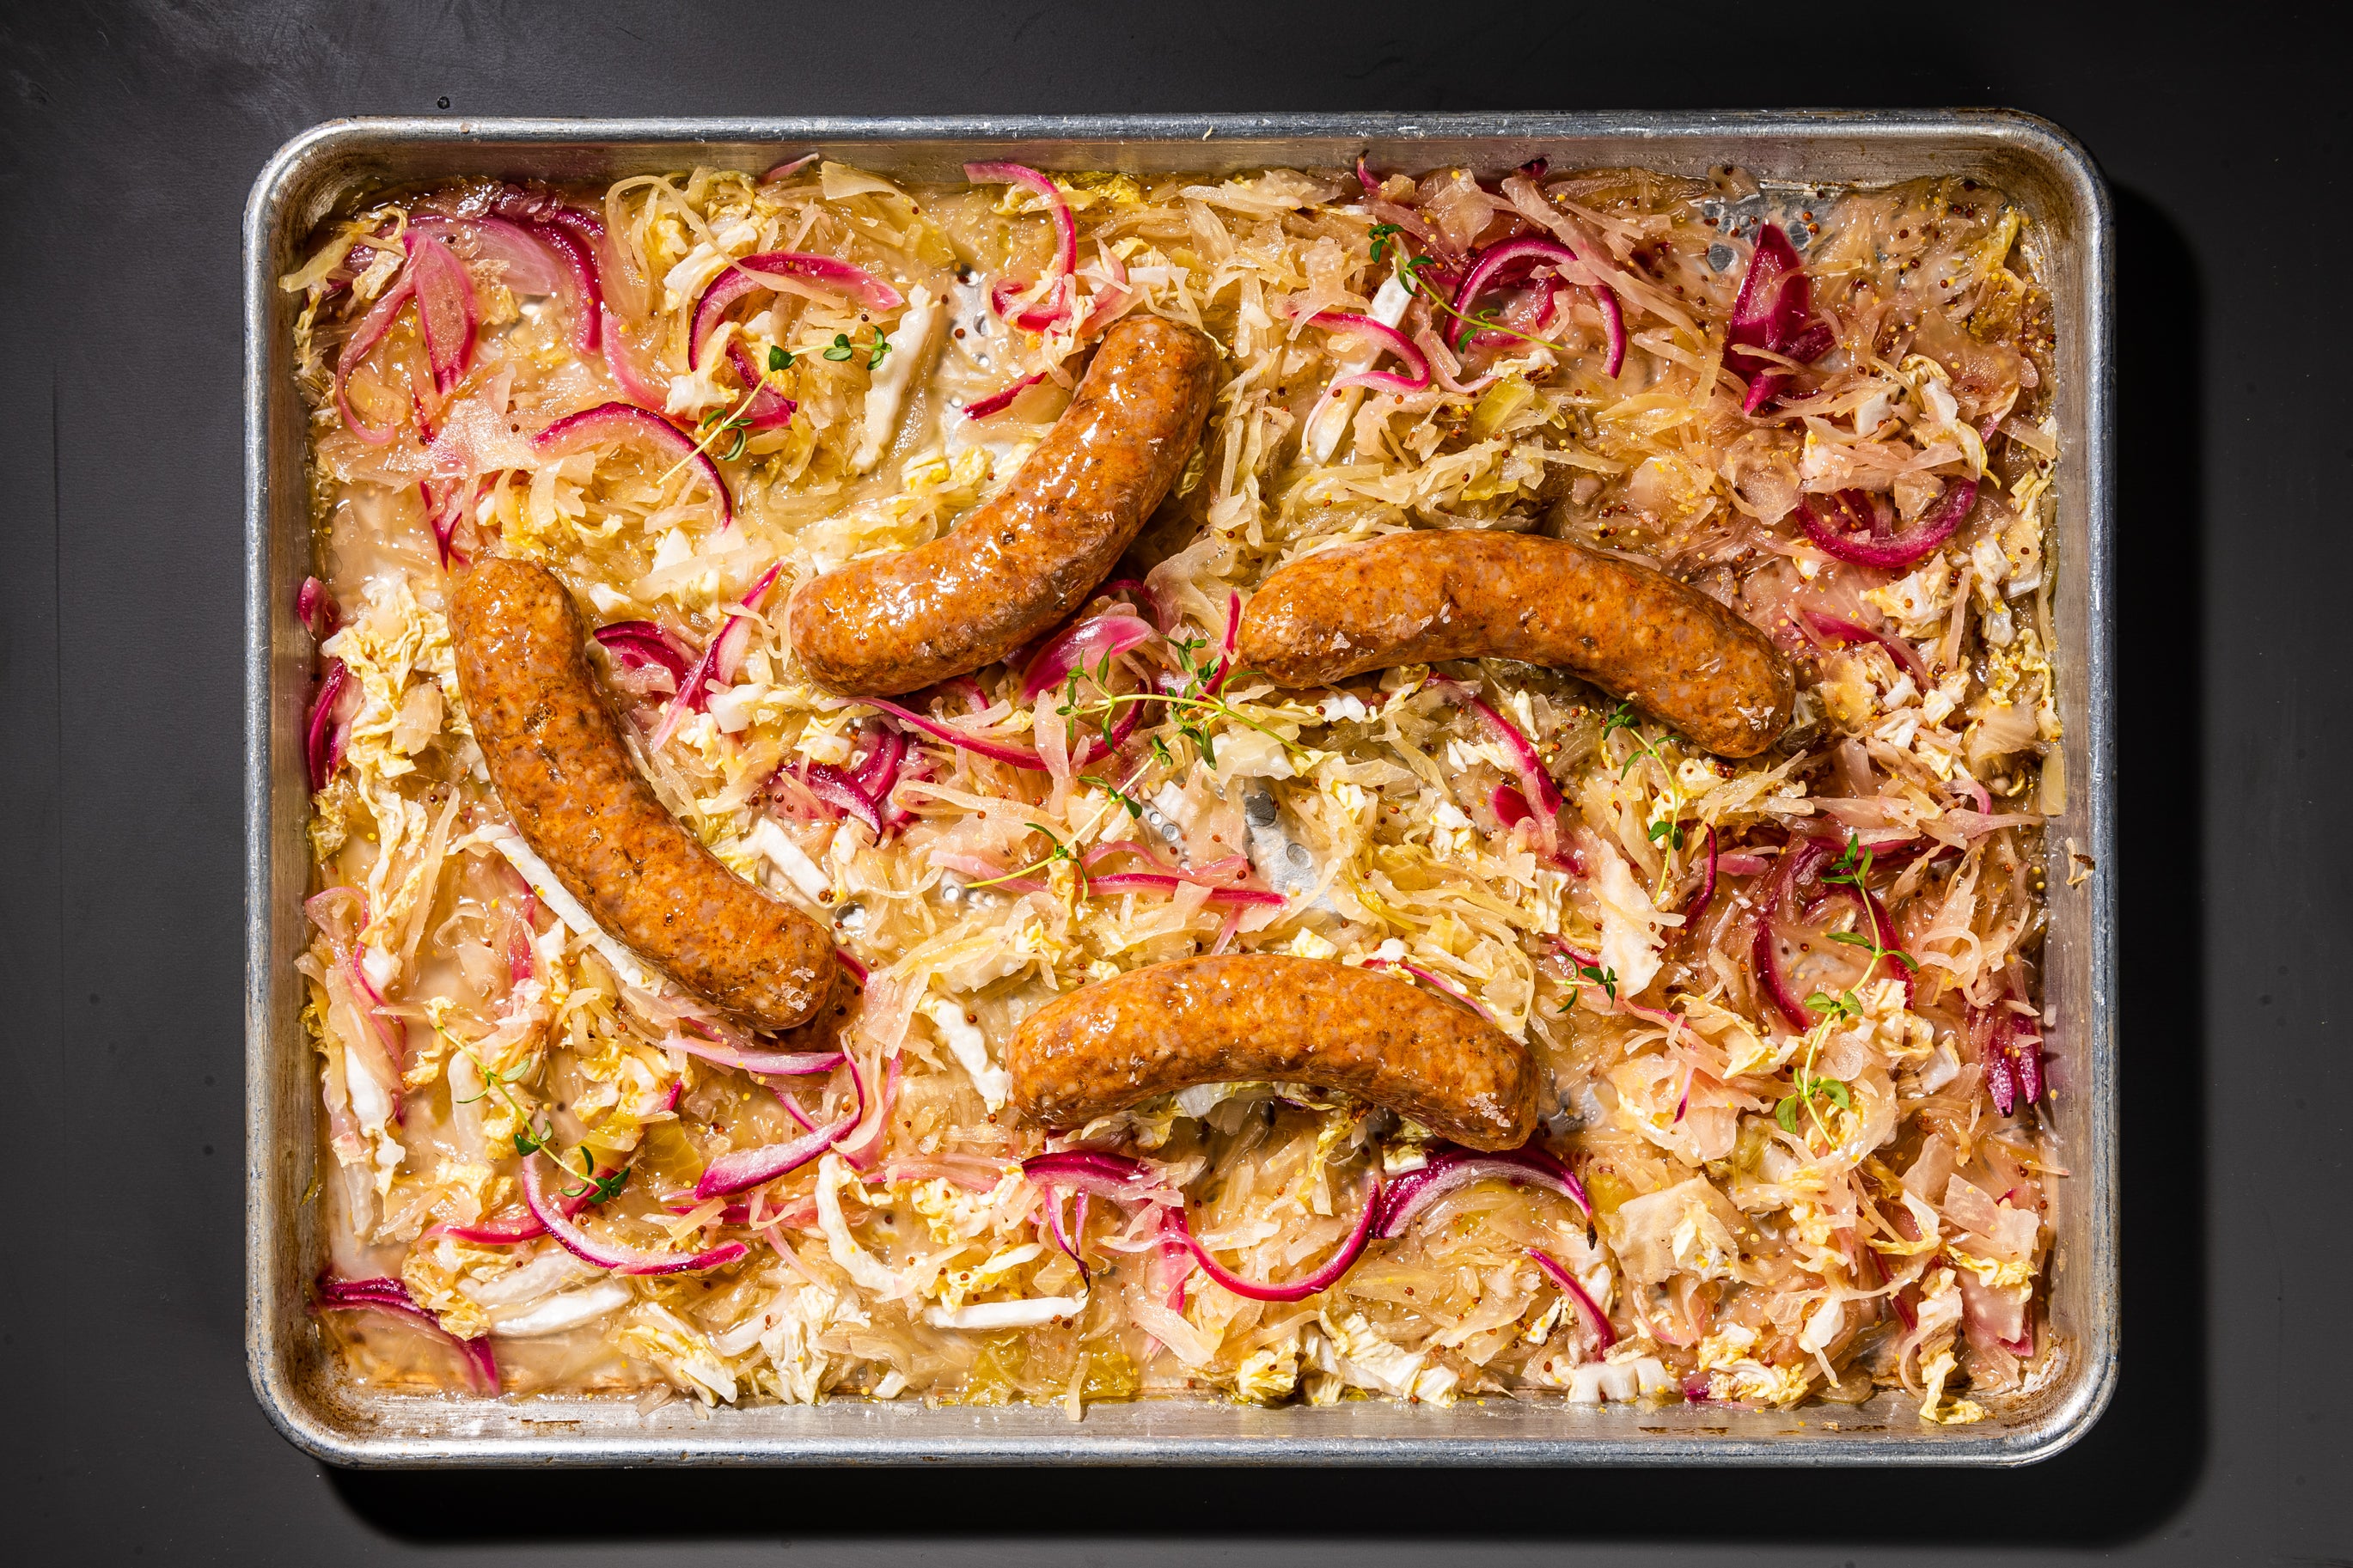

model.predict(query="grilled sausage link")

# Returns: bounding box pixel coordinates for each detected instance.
[449,558,834,1032]
[788,315,1217,696]
[1007,955,1537,1152]
[1238,531,1795,759]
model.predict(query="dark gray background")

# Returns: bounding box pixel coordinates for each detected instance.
[2,1,2342,1562]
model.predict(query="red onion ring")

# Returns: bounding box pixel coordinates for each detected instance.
[520,1152,749,1275]
[1372,1144,1589,1238]
[1452,236,1626,376]
[1526,1247,1616,1350]
[1799,480,1978,572]
[1361,958,1501,1028]
[696,1107,857,1199]
[1683,822,1720,924]
[647,564,779,751]
[1728,223,1825,414]
[402,232,478,396]
[963,371,1050,420]
[1422,676,1563,856]
[531,401,732,528]
[1169,1173,1381,1303]
[305,659,351,791]
[692,253,904,369]
[591,620,697,681]
[1205,591,1243,695]
[724,339,799,430]
[314,1276,499,1392]
[599,307,670,406]
[966,162,1078,332]
[1021,610,1157,700]
[860,693,1140,772]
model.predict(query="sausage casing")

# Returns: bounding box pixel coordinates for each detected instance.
[449,558,834,1032]
[1237,530,1795,759]
[788,315,1217,696]
[1006,955,1537,1152]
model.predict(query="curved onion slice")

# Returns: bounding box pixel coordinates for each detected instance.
[1302,308,1431,401]
[591,620,696,680]
[963,371,1048,420]
[1021,611,1157,700]
[521,1152,749,1275]
[297,575,337,638]
[1020,1150,1175,1205]
[531,401,732,528]
[1204,591,1243,696]
[314,1275,500,1391]
[1728,224,1830,414]
[966,162,1079,331]
[1372,1144,1590,1238]
[1525,1247,1617,1350]
[1453,235,1627,376]
[648,564,780,751]
[804,761,883,835]
[691,253,904,369]
[1798,479,1978,571]
[1170,1173,1381,1303]
[1802,608,1931,684]
[1422,676,1564,855]
[695,1109,856,1199]
[1361,958,1500,1027]
[402,233,478,395]
[425,1211,547,1245]
[724,340,798,430]
[666,1028,845,1078]
[859,696,1140,772]
[1683,823,1720,924]
[305,659,351,790]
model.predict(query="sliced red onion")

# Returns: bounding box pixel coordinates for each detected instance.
[1373,1144,1588,1238]
[306,658,351,790]
[600,307,670,406]
[531,401,731,528]
[1361,957,1500,1028]
[848,723,907,800]
[668,1027,846,1078]
[1728,223,1811,412]
[1526,1247,1617,1349]
[647,563,779,751]
[1802,608,1931,684]
[402,233,478,395]
[1206,591,1243,695]
[833,1051,900,1168]
[1044,1188,1091,1284]
[297,576,337,638]
[733,250,905,312]
[963,371,1048,420]
[314,1275,499,1391]
[592,619,696,680]
[696,1108,856,1199]
[1021,1150,1175,1205]
[834,947,871,985]
[332,262,419,443]
[1752,918,1818,1032]
[1089,873,1286,907]
[1799,480,1978,571]
[723,339,798,430]
[1425,676,1562,855]
[860,695,1137,772]
[1986,1052,2020,1116]
[967,162,1078,332]
[521,1152,749,1276]
[1452,236,1625,376]
[804,761,883,835]
[1021,610,1157,700]
[1683,823,1720,924]
[519,217,604,354]
[762,153,819,183]
[1172,1173,1380,1303]
[425,1211,547,1245]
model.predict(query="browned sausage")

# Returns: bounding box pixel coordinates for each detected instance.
[1006,955,1537,1152]
[1237,531,1795,759]
[449,557,834,1032]
[788,316,1217,696]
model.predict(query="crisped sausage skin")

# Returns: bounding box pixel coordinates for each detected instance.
[1238,531,1795,759]
[788,315,1216,696]
[1007,955,1537,1152]
[450,558,834,1032]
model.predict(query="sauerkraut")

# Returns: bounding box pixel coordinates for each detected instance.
[290,156,2059,1424]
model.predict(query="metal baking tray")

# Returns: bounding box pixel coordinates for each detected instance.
[245,111,2115,1467]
